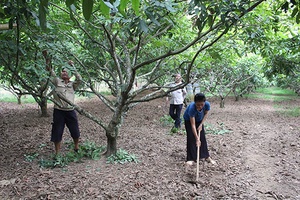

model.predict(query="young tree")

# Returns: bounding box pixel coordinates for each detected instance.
[0,0,53,116]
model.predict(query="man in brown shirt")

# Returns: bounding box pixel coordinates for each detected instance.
[43,50,82,155]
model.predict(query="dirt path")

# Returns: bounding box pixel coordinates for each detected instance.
[0,96,299,199]
[209,98,300,199]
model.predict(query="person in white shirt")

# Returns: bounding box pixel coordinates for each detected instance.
[166,74,187,131]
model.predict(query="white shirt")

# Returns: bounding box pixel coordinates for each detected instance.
[169,82,186,105]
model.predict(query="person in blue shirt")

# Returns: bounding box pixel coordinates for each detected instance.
[183,93,216,166]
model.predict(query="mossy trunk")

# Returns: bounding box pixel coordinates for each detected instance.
[39,97,48,117]
[105,114,122,157]
[106,132,117,156]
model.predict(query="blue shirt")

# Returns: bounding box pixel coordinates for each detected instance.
[183,101,210,122]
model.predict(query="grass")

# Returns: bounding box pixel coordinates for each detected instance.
[245,87,300,117]
[0,90,110,104]
[274,105,300,117]
[0,93,37,103]
[285,107,300,117]
[245,87,298,102]
[255,87,296,96]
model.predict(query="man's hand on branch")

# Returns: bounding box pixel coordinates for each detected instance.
[68,60,79,77]
[68,60,74,66]
[42,50,48,59]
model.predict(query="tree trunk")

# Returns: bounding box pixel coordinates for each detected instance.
[105,117,121,157]
[219,90,225,108]
[106,133,117,156]
[220,97,225,108]
[17,94,22,105]
[232,87,239,101]
[39,97,48,117]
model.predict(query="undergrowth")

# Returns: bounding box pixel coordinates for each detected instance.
[24,140,138,168]
[159,115,174,127]
[38,140,106,168]
[205,122,231,135]
[106,149,139,164]
[159,114,186,135]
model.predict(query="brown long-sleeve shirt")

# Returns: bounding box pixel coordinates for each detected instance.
[51,70,82,111]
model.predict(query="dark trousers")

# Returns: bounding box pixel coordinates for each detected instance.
[51,109,80,142]
[185,120,209,161]
[169,104,183,128]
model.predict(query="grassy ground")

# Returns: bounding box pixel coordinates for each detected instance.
[245,87,298,101]
[245,87,300,117]
[0,90,98,104]
[0,90,36,103]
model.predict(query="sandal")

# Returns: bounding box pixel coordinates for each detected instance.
[186,161,194,166]
[205,157,217,165]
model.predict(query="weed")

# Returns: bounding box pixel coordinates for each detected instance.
[39,158,56,168]
[68,140,106,160]
[24,153,39,162]
[39,143,47,148]
[159,115,174,127]
[206,122,231,135]
[160,115,186,135]
[170,127,179,134]
[39,140,106,168]
[169,127,186,135]
[106,149,139,164]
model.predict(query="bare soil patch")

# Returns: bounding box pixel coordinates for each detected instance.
[0,96,299,199]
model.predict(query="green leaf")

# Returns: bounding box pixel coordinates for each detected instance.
[138,19,148,33]
[291,7,298,18]
[196,18,206,33]
[100,0,110,19]
[82,0,93,20]
[118,0,129,16]
[38,0,48,30]
[296,11,300,24]
[66,0,75,7]
[0,7,5,15]
[103,1,114,9]
[132,0,140,16]
[194,0,200,5]
[281,2,289,13]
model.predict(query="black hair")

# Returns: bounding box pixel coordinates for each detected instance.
[194,93,206,102]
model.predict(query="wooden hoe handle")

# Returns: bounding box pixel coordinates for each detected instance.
[196,129,200,182]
